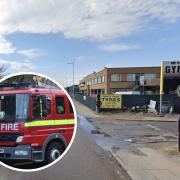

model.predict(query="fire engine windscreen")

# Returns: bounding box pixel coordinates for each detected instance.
[0,94,29,121]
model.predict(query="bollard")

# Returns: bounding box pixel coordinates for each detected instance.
[96,94,101,113]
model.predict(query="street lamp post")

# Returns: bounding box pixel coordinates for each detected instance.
[67,61,75,97]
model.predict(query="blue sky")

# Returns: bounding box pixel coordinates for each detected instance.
[0,0,180,86]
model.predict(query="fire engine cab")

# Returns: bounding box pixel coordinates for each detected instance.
[0,82,75,164]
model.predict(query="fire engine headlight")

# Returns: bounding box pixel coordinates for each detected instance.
[16,136,23,143]
[14,150,28,156]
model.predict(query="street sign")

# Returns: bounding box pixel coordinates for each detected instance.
[160,61,180,94]
[100,94,122,109]
[160,61,180,113]
[163,61,180,77]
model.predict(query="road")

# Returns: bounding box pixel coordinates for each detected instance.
[89,117,178,143]
[0,125,128,180]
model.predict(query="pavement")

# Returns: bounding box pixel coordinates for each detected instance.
[74,100,180,180]
[111,147,180,180]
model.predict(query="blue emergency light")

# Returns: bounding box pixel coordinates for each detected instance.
[0,82,34,88]
[0,82,60,90]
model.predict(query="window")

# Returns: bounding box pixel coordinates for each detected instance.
[86,80,92,86]
[32,95,51,119]
[144,73,156,80]
[16,94,30,121]
[102,76,105,83]
[101,89,105,94]
[46,97,51,115]
[0,94,29,122]
[128,74,136,81]
[94,78,97,84]
[98,76,102,83]
[56,97,65,114]
[111,74,121,82]
[117,75,121,81]
[69,101,73,114]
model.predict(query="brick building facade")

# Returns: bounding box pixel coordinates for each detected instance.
[79,67,160,96]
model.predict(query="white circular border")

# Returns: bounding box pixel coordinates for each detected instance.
[0,72,77,172]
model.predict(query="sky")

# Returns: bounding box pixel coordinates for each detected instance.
[0,0,180,86]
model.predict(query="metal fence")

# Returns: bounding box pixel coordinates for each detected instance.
[75,94,97,111]
[74,94,180,113]
[122,94,180,113]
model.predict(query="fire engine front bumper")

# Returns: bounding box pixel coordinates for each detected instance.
[0,145,32,161]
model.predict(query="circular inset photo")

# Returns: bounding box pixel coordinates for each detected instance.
[0,72,77,172]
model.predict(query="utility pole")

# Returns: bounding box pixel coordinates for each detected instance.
[67,61,75,97]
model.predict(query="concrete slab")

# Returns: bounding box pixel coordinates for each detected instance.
[111,147,180,180]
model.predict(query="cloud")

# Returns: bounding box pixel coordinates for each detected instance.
[0,1,180,41]
[0,36,46,57]
[75,56,86,64]
[100,43,140,52]
[0,59,34,71]
[17,49,47,58]
[158,35,180,43]
[0,36,16,54]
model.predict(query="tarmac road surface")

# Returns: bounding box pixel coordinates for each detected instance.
[0,126,129,180]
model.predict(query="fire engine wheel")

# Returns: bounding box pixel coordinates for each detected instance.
[45,142,64,164]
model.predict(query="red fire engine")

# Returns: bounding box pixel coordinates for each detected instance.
[0,82,75,164]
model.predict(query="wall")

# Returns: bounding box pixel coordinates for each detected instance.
[106,67,160,93]
[79,68,108,94]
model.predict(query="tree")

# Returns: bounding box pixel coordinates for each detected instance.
[3,74,34,84]
[0,64,8,79]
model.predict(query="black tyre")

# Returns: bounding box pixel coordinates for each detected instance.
[45,142,64,164]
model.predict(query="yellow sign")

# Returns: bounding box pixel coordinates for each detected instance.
[100,94,122,109]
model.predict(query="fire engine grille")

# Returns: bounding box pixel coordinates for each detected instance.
[0,134,22,142]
